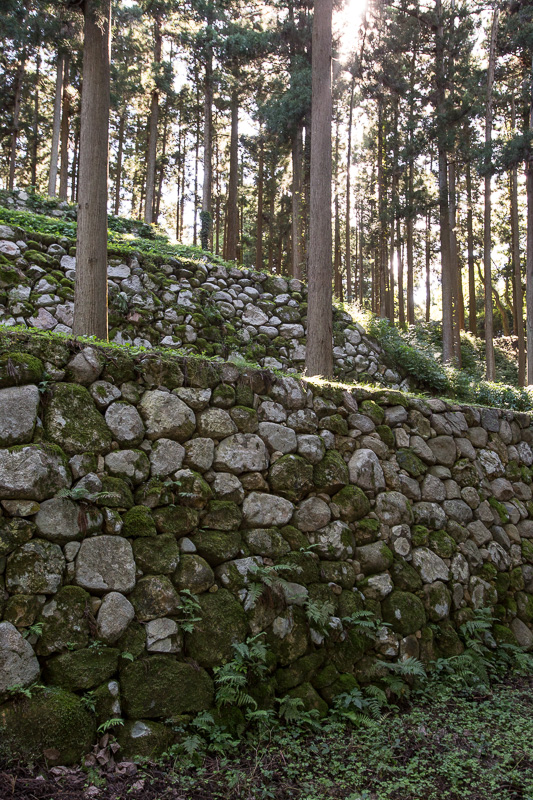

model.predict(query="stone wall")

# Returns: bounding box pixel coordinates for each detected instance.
[1,339,533,763]
[0,218,410,389]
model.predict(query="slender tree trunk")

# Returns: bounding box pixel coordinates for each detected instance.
[306,0,333,377]
[291,124,303,279]
[377,98,387,317]
[406,162,415,326]
[511,160,526,386]
[268,172,275,272]
[345,74,355,302]
[527,59,533,385]
[359,208,364,304]
[397,219,405,328]
[484,8,499,381]
[466,160,476,335]
[8,56,25,191]
[59,54,70,200]
[225,88,239,261]
[71,124,79,203]
[31,50,40,189]
[48,54,64,196]
[201,33,214,250]
[73,0,111,340]
[193,81,200,246]
[449,160,462,365]
[426,208,431,323]
[256,133,264,271]
[114,112,125,216]
[154,104,168,223]
[144,13,162,224]
[333,119,342,299]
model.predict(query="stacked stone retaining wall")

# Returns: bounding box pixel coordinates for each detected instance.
[0,340,532,763]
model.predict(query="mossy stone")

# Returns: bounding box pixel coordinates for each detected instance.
[0,352,43,388]
[493,624,518,646]
[122,505,157,538]
[286,682,328,717]
[411,525,429,547]
[153,505,199,537]
[101,351,136,384]
[230,406,258,433]
[434,620,464,658]
[116,620,146,659]
[312,662,340,690]
[423,581,451,622]
[280,551,320,584]
[235,381,254,408]
[390,559,423,592]
[331,486,370,522]
[134,478,173,508]
[353,517,380,546]
[173,554,214,593]
[174,470,212,508]
[186,588,248,667]
[327,629,368,673]
[120,655,214,718]
[516,591,533,623]
[320,561,356,589]
[0,687,96,765]
[320,414,348,436]
[44,383,112,455]
[133,534,180,574]
[116,719,175,760]
[45,646,119,690]
[243,528,290,559]
[452,459,479,488]
[313,450,349,494]
[337,589,364,619]
[359,400,385,425]
[36,585,90,656]
[182,358,221,388]
[193,530,243,567]
[269,455,314,502]
[397,448,427,478]
[382,590,426,635]
[280,525,308,551]
[97,475,134,509]
[0,518,35,558]
[212,383,236,408]
[428,530,456,558]
[266,606,309,666]
[495,572,511,600]
[275,651,326,692]
[522,540,533,564]
[201,500,242,531]
[319,673,359,705]
[3,593,43,628]
[91,679,121,727]
[140,357,184,390]
[488,497,510,524]
[510,567,525,592]
[129,575,180,621]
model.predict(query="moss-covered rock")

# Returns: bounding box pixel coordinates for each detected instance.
[116,719,175,760]
[173,554,214,593]
[173,470,212,508]
[313,450,350,494]
[201,500,242,531]
[411,525,429,547]
[132,534,180,575]
[186,589,248,667]
[356,541,394,575]
[36,585,90,656]
[428,530,456,558]
[286,681,328,717]
[359,400,385,425]
[397,449,427,478]
[353,517,380,546]
[0,352,43,388]
[153,505,199,537]
[44,646,119,690]
[382,590,426,635]
[319,561,356,589]
[423,581,451,622]
[319,672,359,705]
[0,686,96,765]
[120,655,214,718]
[390,559,423,592]
[230,406,258,433]
[243,528,290,559]
[266,606,309,667]
[193,530,242,566]
[269,455,314,502]
[275,651,325,692]
[0,518,34,558]
[122,505,157,538]
[331,485,370,522]
[434,620,464,658]
[129,575,181,621]
[2,593,43,628]
[97,476,134,509]
[44,383,112,455]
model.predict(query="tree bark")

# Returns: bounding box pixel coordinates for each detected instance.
[291,123,303,279]
[466,160,476,335]
[426,208,431,323]
[256,133,264,271]
[59,54,70,200]
[483,8,499,382]
[527,58,533,385]
[511,160,526,386]
[144,13,162,224]
[8,56,25,191]
[48,54,64,197]
[201,25,214,250]
[406,160,415,326]
[225,88,239,261]
[449,159,461,366]
[114,112,125,216]
[31,50,40,189]
[73,0,111,340]
[193,79,200,246]
[345,74,355,302]
[306,0,333,378]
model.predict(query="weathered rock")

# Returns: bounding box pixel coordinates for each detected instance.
[6,539,65,594]
[129,575,181,621]
[35,497,99,544]
[412,547,449,583]
[313,451,350,494]
[149,438,185,476]
[96,591,135,643]
[270,454,314,502]
[375,492,413,526]
[258,422,297,454]
[0,622,40,697]
[309,521,355,561]
[356,540,394,575]
[75,536,135,593]
[294,497,331,532]
[0,385,39,446]
[105,402,145,447]
[65,348,103,385]
[173,554,214,593]
[185,589,249,667]
[139,390,196,441]
[121,656,214,718]
[0,444,71,501]
[348,448,386,493]
[44,646,119,690]
[104,449,150,483]
[184,438,215,472]
[45,383,112,455]
[242,491,294,526]
[37,586,90,655]
[382,591,426,635]
[214,433,269,474]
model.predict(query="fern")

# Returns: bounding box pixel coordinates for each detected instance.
[305,598,336,636]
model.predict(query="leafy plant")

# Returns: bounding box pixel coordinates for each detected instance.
[177,590,202,634]
[97,718,124,734]
[245,561,299,610]
[22,622,43,640]
[214,633,269,711]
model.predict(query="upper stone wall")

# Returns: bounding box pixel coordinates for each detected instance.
[0,337,532,763]
[0,217,410,390]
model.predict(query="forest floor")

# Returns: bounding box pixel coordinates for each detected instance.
[2,673,533,800]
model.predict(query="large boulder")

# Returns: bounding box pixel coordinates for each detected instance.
[348,449,385,493]
[0,621,40,698]
[139,390,196,441]
[35,497,100,544]
[0,384,39,446]
[185,589,248,668]
[0,444,71,501]
[120,656,214,718]
[44,383,112,455]
[214,433,269,474]
[75,535,136,593]
[6,539,65,594]
[36,586,90,655]
[242,492,294,527]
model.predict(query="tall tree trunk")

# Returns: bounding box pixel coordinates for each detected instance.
[291,123,303,279]
[333,119,342,299]
[256,133,264,271]
[268,172,275,272]
[426,208,431,323]
[527,58,533,385]
[483,8,499,381]
[466,159,476,335]
[345,74,355,302]
[73,0,111,340]
[377,98,387,317]
[306,0,333,377]
[154,103,168,223]
[406,161,415,326]
[193,80,200,246]
[397,218,405,328]
[31,50,40,189]
[511,163,526,386]
[448,159,461,365]
[114,112,125,216]
[201,28,214,250]
[48,54,64,196]
[435,0,454,363]
[8,56,25,191]
[71,123,79,203]
[59,54,70,200]
[144,13,162,224]
[225,88,239,261]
